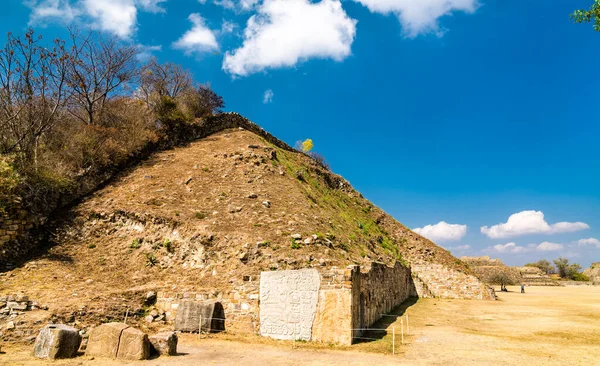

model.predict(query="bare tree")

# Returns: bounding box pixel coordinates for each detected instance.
[0,29,70,169]
[66,29,138,126]
[138,58,194,108]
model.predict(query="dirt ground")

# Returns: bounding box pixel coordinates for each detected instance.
[3,286,599,365]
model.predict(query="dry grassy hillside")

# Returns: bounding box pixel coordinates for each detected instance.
[0,127,485,340]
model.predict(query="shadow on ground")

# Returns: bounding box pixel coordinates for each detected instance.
[354,296,419,344]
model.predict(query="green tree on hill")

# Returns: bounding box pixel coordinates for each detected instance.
[525,259,553,274]
[553,257,589,281]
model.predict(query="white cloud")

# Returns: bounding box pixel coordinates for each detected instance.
[82,0,138,38]
[221,20,238,34]
[240,0,259,10]
[27,0,165,38]
[354,0,479,37]
[491,242,527,254]
[173,14,219,54]
[413,221,467,242]
[480,210,589,239]
[136,0,167,13]
[353,0,479,37]
[214,0,235,9]
[263,89,274,103]
[535,241,564,252]
[222,0,356,76]
[578,238,600,248]
[27,0,78,24]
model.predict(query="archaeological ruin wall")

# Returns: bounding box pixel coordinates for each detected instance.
[411,263,496,300]
[156,261,415,345]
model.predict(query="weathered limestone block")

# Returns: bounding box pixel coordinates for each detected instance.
[86,323,150,360]
[312,289,353,345]
[149,332,178,356]
[86,323,128,359]
[33,324,82,359]
[259,268,320,341]
[117,327,150,360]
[175,300,225,333]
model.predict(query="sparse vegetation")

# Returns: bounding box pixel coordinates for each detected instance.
[130,239,141,249]
[145,252,157,267]
[195,211,208,220]
[0,28,224,218]
[290,239,301,249]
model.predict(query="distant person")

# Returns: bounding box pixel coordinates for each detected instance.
[521,284,525,293]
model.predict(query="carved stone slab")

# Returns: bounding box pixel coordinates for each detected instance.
[259,269,320,341]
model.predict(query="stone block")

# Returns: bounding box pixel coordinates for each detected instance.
[149,332,178,356]
[86,322,128,359]
[174,300,225,333]
[86,323,149,360]
[33,324,82,359]
[117,327,150,360]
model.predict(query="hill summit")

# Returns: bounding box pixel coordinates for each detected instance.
[1,113,494,341]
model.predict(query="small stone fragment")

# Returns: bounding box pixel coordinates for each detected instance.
[262,201,271,208]
[291,234,302,240]
[149,332,178,356]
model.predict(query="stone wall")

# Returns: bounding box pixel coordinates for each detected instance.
[0,204,39,269]
[411,263,496,300]
[156,262,416,345]
[516,266,558,286]
[469,266,523,285]
[311,267,356,345]
[155,277,260,334]
[262,262,414,345]
[359,262,415,330]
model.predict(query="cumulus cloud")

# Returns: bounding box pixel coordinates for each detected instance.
[491,242,527,254]
[489,241,565,254]
[82,0,138,38]
[27,0,78,24]
[173,14,219,54]
[222,0,357,76]
[413,221,467,242]
[263,89,274,103]
[26,0,166,38]
[578,238,600,248]
[480,211,589,239]
[353,0,479,37]
[535,241,564,252]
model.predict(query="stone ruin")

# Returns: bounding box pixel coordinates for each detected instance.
[462,256,558,286]
[158,261,417,345]
[583,262,600,284]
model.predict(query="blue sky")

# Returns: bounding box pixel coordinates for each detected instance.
[3,0,599,267]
